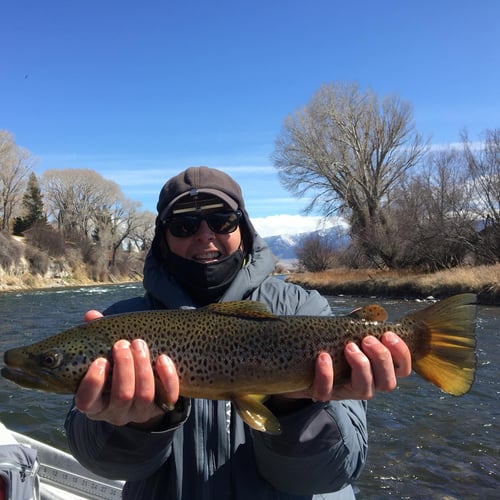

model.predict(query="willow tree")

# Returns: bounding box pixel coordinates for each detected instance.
[273,82,428,267]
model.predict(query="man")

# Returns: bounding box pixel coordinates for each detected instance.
[66,166,411,499]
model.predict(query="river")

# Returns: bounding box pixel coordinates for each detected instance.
[0,284,497,498]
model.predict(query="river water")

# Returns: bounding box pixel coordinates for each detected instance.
[0,284,497,498]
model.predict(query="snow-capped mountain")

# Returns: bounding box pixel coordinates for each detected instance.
[263,225,350,261]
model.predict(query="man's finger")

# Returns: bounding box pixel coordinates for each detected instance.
[84,310,103,322]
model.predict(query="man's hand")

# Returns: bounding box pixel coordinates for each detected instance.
[278,332,412,402]
[75,311,180,428]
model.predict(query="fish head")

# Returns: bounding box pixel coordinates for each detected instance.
[2,324,111,394]
[2,345,78,393]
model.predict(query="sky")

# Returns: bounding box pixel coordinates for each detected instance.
[2,0,499,237]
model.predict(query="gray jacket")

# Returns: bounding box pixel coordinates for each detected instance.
[65,236,368,499]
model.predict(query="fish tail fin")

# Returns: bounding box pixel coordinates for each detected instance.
[408,293,477,396]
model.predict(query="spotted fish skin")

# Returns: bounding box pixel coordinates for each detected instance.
[1,295,477,433]
[2,305,384,396]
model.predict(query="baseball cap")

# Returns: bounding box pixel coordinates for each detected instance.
[157,166,244,222]
[152,167,256,256]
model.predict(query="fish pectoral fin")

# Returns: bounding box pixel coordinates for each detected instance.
[233,394,281,435]
[348,304,388,322]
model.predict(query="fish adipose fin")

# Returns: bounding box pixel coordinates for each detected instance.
[409,293,477,396]
[233,394,281,434]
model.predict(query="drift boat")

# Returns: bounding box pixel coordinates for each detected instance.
[0,422,123,500]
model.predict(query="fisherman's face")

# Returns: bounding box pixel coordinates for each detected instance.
[165,210,242,263]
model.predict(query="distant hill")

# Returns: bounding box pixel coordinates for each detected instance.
[263,225,350,261]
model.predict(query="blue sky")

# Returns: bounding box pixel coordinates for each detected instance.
[2,0,499,236]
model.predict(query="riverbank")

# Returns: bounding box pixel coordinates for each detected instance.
[286,264,500,305]
[0,274,142,294]
[0,233,145,294]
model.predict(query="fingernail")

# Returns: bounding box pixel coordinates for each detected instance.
[384,332,399,345]
[115,339,131,350]
[94,358,107,376]
[132,339,147,355]
[346,342,361,353]
[318,352,332,366]
[157,355,174,373]
[363,335,378,345]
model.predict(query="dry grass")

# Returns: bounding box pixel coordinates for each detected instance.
[287,264,500,305]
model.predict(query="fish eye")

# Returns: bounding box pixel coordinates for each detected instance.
[41,350,63,369]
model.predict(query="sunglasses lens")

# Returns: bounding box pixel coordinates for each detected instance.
[205,212,240,233]
[167,216,200,237]
[167,211,241,237]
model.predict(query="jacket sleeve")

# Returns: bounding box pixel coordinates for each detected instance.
[252,399,368,494]
[64,398,190,481]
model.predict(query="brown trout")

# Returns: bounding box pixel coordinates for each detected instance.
[1,293,477,434]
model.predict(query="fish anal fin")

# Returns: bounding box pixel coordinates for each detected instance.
[349,304,388,322]
[206,301,279,320]
[233,394,281,434]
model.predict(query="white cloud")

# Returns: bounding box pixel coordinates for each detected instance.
[429,140,484,152]
[251,214,347,237]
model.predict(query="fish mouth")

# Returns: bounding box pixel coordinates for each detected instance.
[1,366,72,393]
[1,366,54,391]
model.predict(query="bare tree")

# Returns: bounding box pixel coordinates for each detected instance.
[42,168,121,240]
[462,128,500,262]
[296,233,338,272]
[42,168,153,274]
[0,131,37,231]
[273,82,428,267]
[127,210,156,252]
[94,198,144,268]
[389,149,476,269]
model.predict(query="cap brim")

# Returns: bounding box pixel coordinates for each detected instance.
[160,189,238,222]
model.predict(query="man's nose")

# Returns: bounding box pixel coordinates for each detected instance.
[195,220,215,239]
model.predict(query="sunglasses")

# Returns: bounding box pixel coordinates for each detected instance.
[165,210,242,238]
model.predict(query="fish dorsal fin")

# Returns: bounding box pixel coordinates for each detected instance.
[206,301,279,320]
[348,304,388,322]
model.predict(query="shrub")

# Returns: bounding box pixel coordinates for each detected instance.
[295,234,339,272]
[0,232,23,270]
[24,223,65,257]
[24,246,49,275]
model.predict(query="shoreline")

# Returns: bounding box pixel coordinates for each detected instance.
[0,277,143,295]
